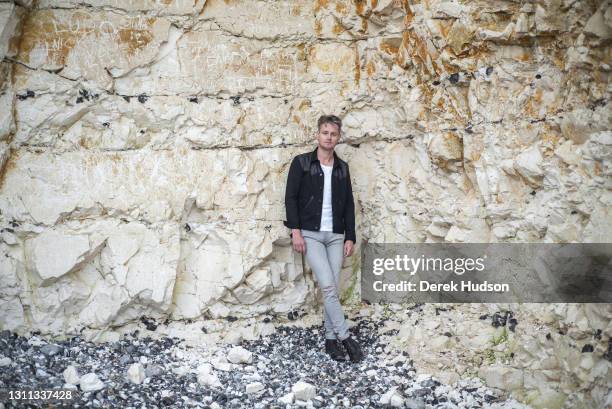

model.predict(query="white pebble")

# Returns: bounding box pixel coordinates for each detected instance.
[292,380,316,401]
[127,363,146,385]
[63,365,80,385]
[245,381,265,394]
[79,373,104,392]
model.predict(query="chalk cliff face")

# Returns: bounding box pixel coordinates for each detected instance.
[0,0,611,407]
[0,0,610,345]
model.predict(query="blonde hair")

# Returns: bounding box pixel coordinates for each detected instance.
[317,114,342,134]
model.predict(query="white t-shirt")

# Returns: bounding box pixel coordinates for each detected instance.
[320,163,334,231]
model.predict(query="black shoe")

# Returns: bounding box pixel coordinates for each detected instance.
[325,339,346,361]
[341,336,364,363]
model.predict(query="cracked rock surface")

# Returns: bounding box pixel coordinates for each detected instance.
[0,0,610,338]
[0,1,610,408]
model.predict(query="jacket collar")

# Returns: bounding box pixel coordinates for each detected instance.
[310,146,341,169]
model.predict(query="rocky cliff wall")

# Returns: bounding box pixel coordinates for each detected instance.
[0,1,611,407]
[2,0,609,335]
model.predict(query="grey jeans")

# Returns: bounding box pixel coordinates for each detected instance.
[301,229,351,341]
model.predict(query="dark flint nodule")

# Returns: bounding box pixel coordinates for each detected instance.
[581,344,594,353]
[17,90,35,100]
[140,317,158,331]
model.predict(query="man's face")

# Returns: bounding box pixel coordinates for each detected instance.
[316,122,341,151]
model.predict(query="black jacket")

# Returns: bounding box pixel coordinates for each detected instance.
[283,146,356,243]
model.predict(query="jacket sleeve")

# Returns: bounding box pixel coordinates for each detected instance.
[284,156,302,230]
[343,165,356,243]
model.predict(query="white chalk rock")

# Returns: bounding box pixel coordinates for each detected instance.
[63,365,80,385]
[227,345,253,364]
[127,363,146,385]
[79,373,104,392]
[278,392,295,405]
[245,381,265,394]
[291,380,316,401]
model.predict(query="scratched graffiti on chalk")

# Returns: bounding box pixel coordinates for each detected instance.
[26,9,303,93]
[177,33,303,93]
[25,10,159,71]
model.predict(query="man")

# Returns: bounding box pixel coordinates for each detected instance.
[283,114,364,363]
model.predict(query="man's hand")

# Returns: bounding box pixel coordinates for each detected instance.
[292,229,306,254]
[344,240,354,257]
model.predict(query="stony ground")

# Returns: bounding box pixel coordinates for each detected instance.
[0,312,534,409]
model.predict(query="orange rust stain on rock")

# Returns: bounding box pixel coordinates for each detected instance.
[0,149,18,191]
[314,19,322,36]
[402,29,440,77]
[315,0,330,13]
[380,41,399,55]
[444,88,470,123]
[593,67,607,84]
[110,153,123,164]
[402,1,414,24]
[436,20,453,38]
[361,16,368,33]
[118,27,154,56]
[518,52,531,62]
[336,2,347,14]
[366,59,376,77]
[397,31,411,68]
[17,10,93,66]
[444,132,463,160]
[8,33,22,56]
[440,60,457,73]
[298,99,311,110]
[524,88,543,117]
[0,64,10,89]
[17,10,157,64]
[541,130,561,147]
[354,0,366,15]
[292,43,307,65]
[552,53,565,70]
[333,22,345,35]
[594,161,601,176]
